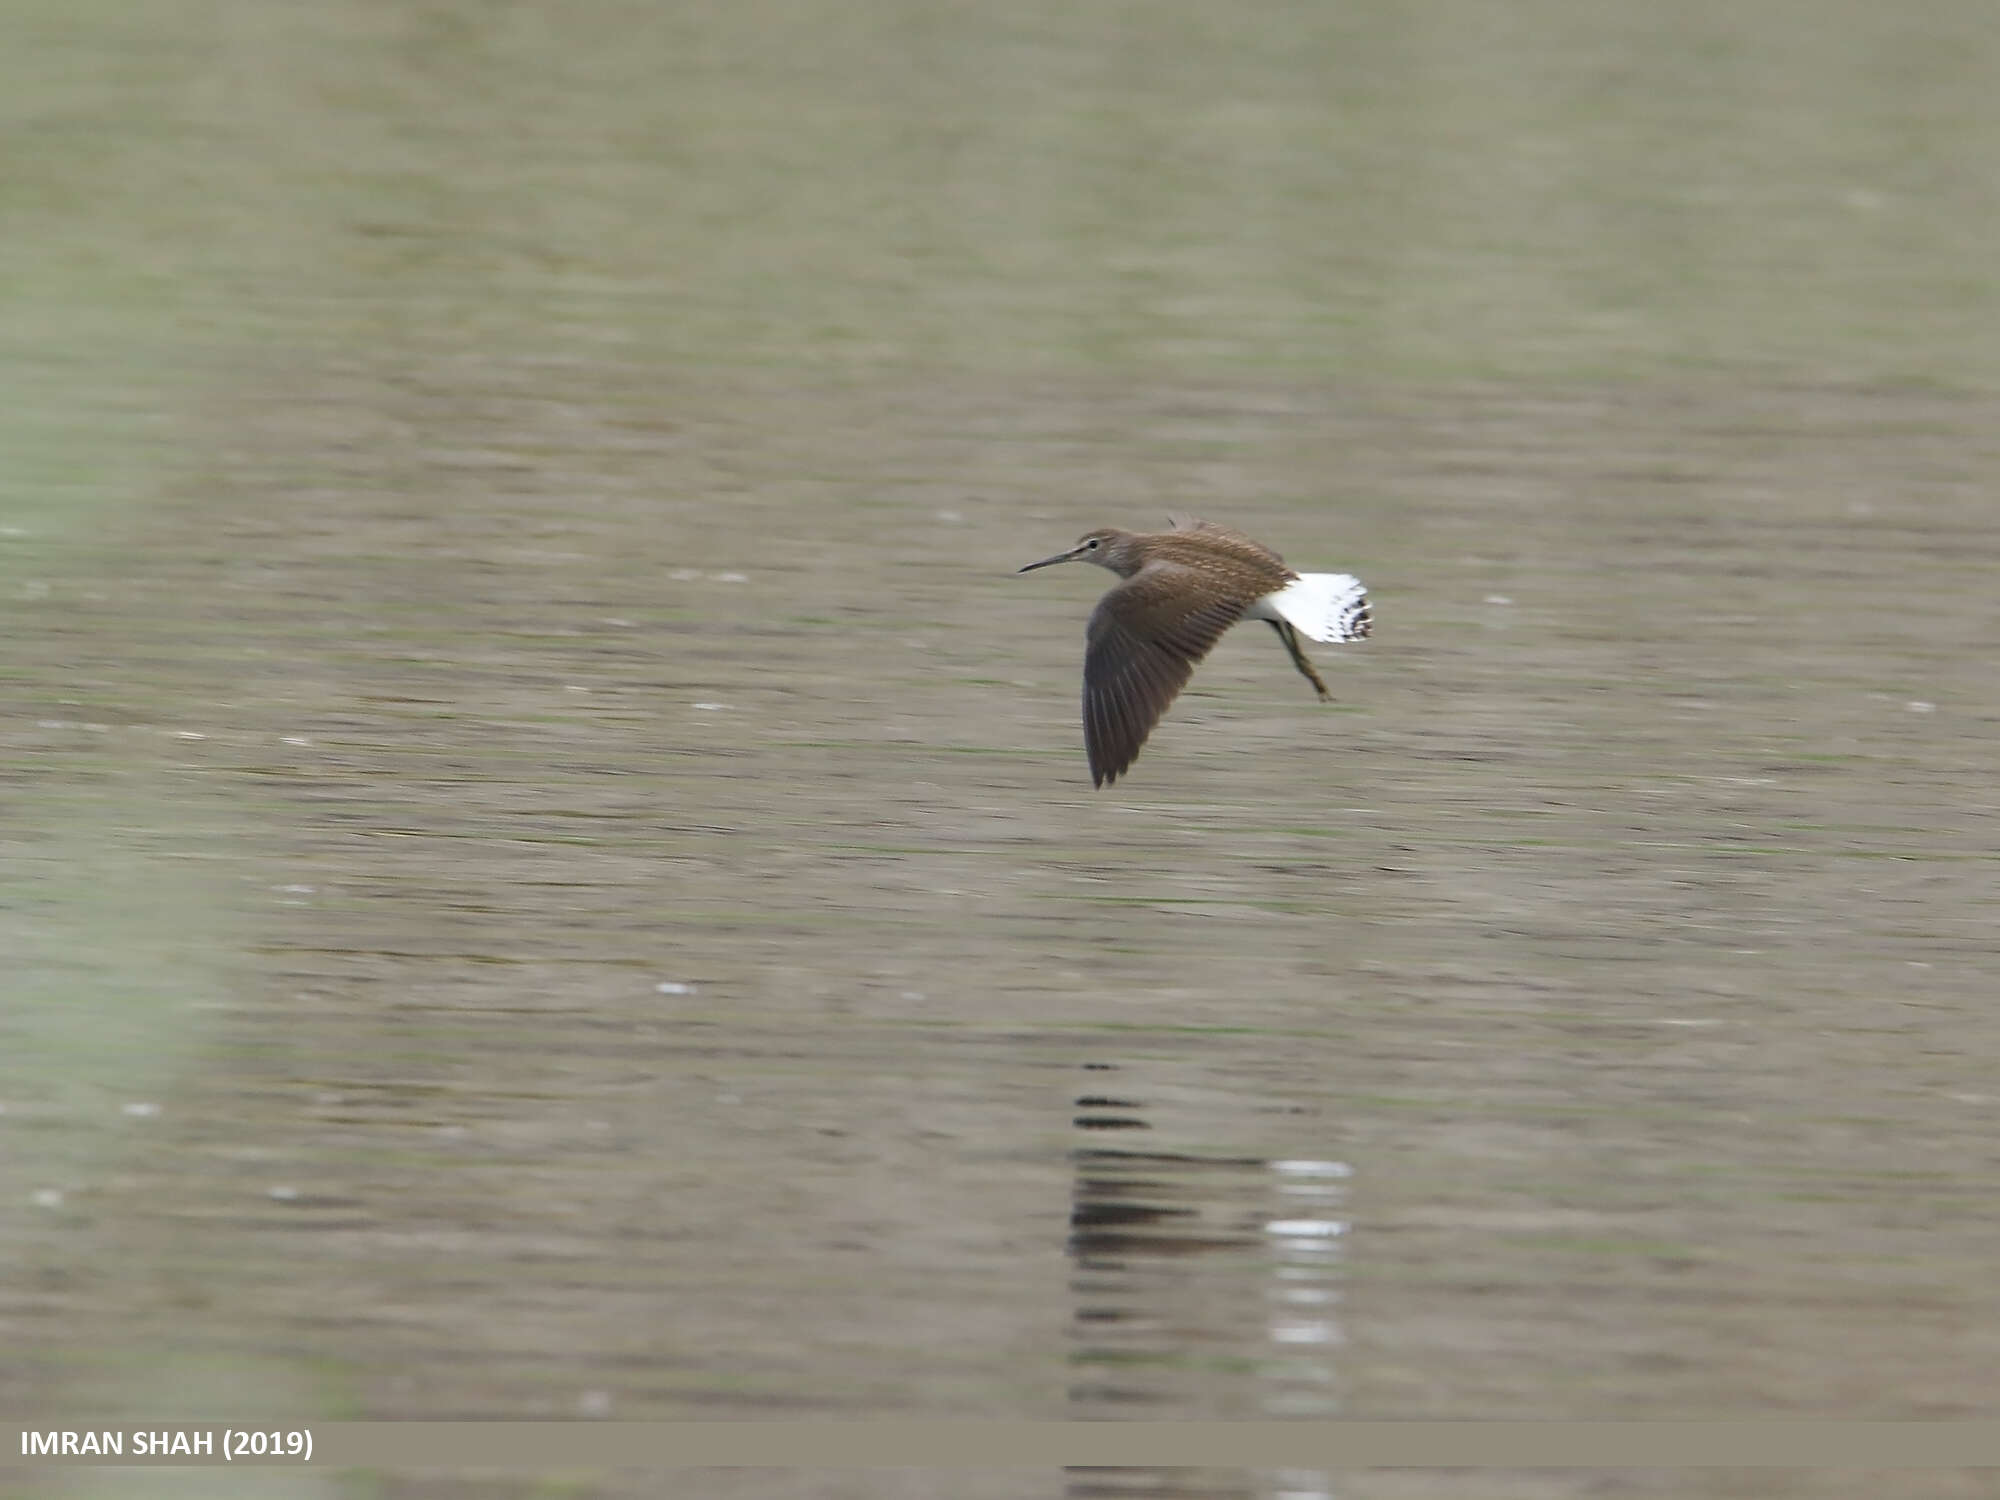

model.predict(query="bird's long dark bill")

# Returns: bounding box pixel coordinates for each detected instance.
[1017,549,1080,573]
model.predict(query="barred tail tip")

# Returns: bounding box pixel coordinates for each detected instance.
[1264,572,1371,644]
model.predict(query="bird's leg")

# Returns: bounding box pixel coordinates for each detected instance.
[1269,620,1332,701]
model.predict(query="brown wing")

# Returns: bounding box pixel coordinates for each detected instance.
[1167,515,1290,571]
[1083,566,1245,788]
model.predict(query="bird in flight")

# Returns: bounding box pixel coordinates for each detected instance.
[1018,517,1372,787]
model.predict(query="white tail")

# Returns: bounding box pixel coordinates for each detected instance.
[1250,572,1372,644]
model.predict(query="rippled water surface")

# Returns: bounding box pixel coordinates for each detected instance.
[5,4,2000,1498]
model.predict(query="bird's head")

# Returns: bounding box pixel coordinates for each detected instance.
[1016,528,1141,578]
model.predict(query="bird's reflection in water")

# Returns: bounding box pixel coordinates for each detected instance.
[1064,1062,1346,1500]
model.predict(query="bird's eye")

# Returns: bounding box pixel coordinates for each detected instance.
[1085,538,1100,549]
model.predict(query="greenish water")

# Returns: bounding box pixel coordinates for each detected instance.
[5,4,2000,1499]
